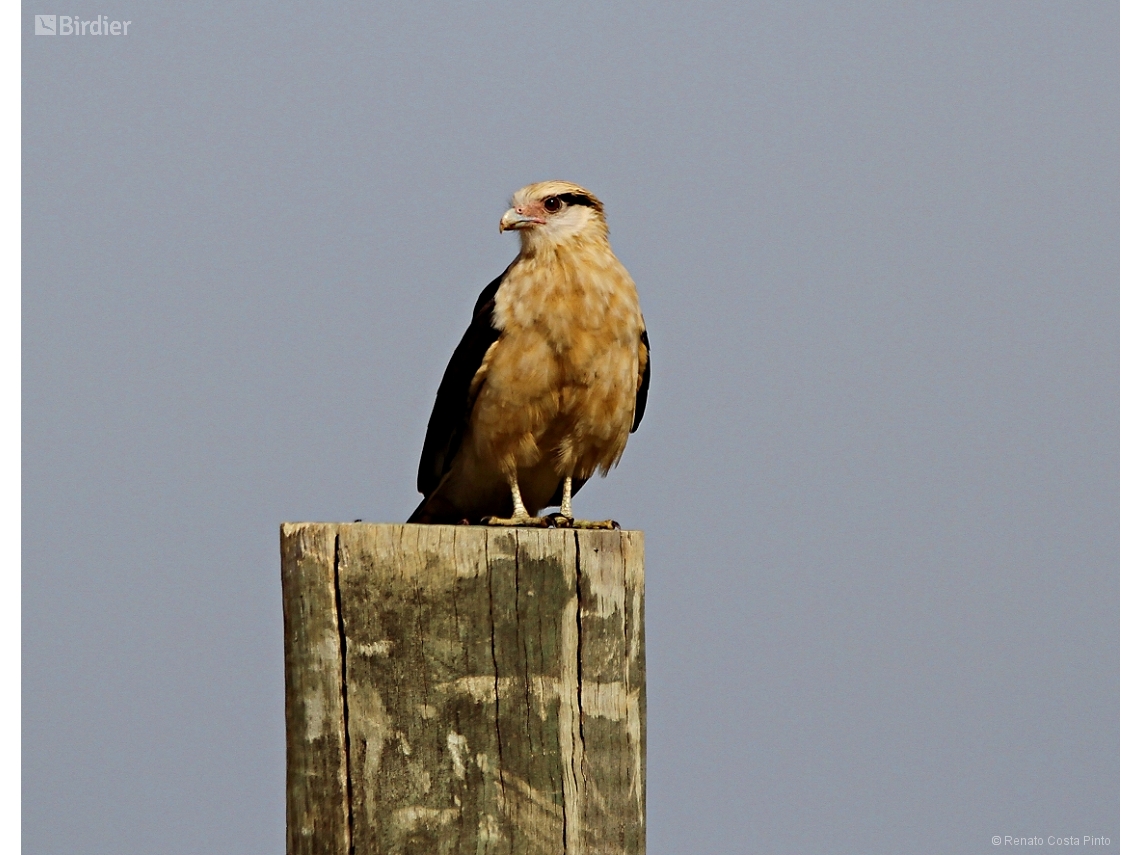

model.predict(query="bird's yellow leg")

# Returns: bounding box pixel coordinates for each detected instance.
[558,476,620,530]
[484,476,550,527]
[560,477,573,518]
[484,476,619,529]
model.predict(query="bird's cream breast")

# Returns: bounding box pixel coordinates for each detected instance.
[493,244,641,339]
[473,241,643,478]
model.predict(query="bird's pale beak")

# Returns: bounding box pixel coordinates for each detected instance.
[499,208,542,232]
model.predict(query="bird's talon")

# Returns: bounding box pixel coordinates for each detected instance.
[483,515,552,527]
[572,519,620,530]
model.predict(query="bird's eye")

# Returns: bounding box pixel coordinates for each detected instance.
[543,196,564,214]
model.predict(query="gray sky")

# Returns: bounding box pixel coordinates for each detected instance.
[23,2,1118,853]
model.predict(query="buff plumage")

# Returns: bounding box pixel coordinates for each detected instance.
[409,181,649,527]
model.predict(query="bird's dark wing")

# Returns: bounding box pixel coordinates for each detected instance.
[632,328,650,433]
[415,273,505,496]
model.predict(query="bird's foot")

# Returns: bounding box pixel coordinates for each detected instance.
[535,515,619,530]
[570,519,621,530]
[483,515,555,527]
[481,515,619,530]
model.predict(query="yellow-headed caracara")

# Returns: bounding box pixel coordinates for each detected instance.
[409,181,649,528]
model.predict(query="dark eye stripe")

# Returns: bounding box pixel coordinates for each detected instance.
[555,192,598,209]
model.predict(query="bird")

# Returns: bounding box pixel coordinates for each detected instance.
[408,180,649,528]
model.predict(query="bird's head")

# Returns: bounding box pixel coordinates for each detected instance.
[499,181,608,249]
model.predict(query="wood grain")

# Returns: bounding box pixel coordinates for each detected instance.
[281,523,645,855]
[281,523,351,855]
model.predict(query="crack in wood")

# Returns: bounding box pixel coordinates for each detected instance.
[574,531,587,770]
[331,532,356,855]
[514,535,537,802]
[485,533,507,808]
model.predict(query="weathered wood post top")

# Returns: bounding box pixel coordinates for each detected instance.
[281,522,646,855]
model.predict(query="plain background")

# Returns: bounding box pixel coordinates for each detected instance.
[23,2,1118,853]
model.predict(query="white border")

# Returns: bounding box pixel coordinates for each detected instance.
[1121,1,1134,851]
[1,3,20,849]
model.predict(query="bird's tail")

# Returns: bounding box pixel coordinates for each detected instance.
[407,493,464,525]
[406,495,432,524]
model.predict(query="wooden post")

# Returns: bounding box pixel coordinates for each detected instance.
[281,523,646,855]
